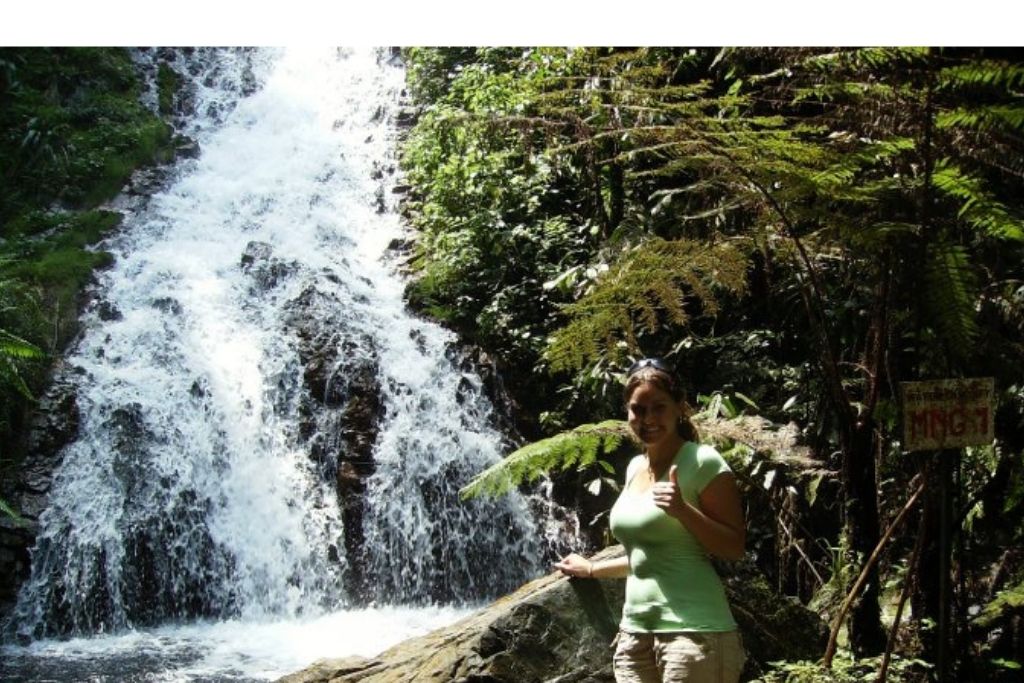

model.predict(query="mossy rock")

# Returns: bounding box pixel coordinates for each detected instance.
[157,62,182,116]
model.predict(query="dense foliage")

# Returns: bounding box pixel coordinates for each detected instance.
[399,47,1024,681]
[1,45,1021,682]
[0,48,177,466]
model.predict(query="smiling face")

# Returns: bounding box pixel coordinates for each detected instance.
[626,380,686,450]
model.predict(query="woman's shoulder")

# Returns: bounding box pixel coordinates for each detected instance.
[625,454,646,480]
[678,441,732,492]
[675,439,718,457]
[678,441,730,469]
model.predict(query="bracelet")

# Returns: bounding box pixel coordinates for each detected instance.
[587,560,594,578]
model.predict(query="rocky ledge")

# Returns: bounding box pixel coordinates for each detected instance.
[278,546,826,683]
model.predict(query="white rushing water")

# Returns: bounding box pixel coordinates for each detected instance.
[2,47,551,681]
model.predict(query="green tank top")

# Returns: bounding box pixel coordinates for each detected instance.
[609,441,737,633]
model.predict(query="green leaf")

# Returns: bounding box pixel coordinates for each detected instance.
[460,420,635,500]
[923,239,980,358]
[0,497,25,524]
[933,160,1024,242]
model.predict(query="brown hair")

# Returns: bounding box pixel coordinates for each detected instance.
[623,364,700,443]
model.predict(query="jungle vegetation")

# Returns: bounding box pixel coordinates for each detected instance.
[399,47,1024,681]
[0,45,1021,683]
[0,48,177,481]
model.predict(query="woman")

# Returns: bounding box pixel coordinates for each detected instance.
[554,358,747,683]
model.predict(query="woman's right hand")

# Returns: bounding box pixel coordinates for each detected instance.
[552,552,592,577]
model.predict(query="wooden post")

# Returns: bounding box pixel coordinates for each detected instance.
[938,453,952,682]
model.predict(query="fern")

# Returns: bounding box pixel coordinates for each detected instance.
[545,238,750,372]
[974,578,1024,628]
[938,61,1024,92]
[810,136,916,192]
[923,239,980,357]
[459,420,635,500]
[0,281,45,400]
[0,496,25,524]
[932,160,1024,241]
[937,105,1024,136]
[795,47,930,73]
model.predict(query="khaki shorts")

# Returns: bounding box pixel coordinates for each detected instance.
[612,629,746,683]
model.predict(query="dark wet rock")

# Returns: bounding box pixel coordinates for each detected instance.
[240,240,299,291]
[240,240,274,269]
[23,367,81,476]
[0,363,82,615]
[96,300,123,322]
[128,166,172,196]
[174,135,201,159]
[385,237,413,257]
[190,378,208,399]
[0,521,34,615]
[240,240,274,268]
[282,283,388,595]
[240,64,258,97]
[394,107,418,127]
[151,297,183,315]
[448,345,518,439]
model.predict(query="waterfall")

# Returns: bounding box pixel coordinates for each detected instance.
[6,46,546,659]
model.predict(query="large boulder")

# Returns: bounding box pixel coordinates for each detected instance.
[278,546,826,683]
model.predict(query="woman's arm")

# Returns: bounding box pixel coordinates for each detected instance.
[652,468,746,561]
[553,552,630,579]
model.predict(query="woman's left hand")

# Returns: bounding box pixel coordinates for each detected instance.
[552,552,592,577]
[651,465,686,519]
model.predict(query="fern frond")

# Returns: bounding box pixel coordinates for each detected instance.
[459,420,635,500]
[0,497,24,524]
[792,81,897,105]
[973,578,1024,629]
[938,61,1024,92]
[923,239,980,357]
[810,136,915,191]
[842,222,920,250]
[0,329,43,400]
[545,238,750,372]
[796,47,929,76]
[937,105,1024,136]
[933,160,1024,241]
[0,329,45,360]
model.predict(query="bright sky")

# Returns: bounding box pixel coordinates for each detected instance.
[3,1,1019,46]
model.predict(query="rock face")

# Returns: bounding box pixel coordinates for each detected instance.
[274,262,385,600]
[277,546,827,683]
[0,362,82,615]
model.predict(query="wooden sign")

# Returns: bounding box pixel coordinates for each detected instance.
[901,378,995,452]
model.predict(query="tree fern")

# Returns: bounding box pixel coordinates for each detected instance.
[459,419,634,500]
[1,265,45,401]
[923,239,980,357]
[937,61,1024,92]
[0,329,43,400]
[545,238,749,371]
[932,160,1024,241]
[937,105,1024,136]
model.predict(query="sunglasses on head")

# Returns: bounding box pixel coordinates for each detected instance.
[626,357,673,377]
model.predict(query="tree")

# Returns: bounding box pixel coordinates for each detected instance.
[400,46,1024,671]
